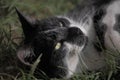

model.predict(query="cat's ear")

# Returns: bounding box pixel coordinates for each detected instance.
[16,8,36,43]
[17,45,36,66]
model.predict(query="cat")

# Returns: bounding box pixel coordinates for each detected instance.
[16,0,120,79]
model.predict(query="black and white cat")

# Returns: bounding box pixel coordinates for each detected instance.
[16,0,120,79]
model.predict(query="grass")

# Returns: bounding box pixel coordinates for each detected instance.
[0,0,120,80]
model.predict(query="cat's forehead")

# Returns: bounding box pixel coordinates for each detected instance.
[39,17,70,24]
[36,17,70,31]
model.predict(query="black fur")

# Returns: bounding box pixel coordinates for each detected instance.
[114,14,120,33]
[93,8,107,51]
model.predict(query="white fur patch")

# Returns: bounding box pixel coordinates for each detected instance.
[63,42,85,78]
[103,0,120,29]
[67,17,106,72]
[102,0,120,52]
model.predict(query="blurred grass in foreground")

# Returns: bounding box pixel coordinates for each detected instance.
[0,0,120,80]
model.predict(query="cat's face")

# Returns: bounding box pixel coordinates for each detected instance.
[16,9,87,78]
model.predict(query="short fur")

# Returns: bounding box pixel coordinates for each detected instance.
[16,0,120,79]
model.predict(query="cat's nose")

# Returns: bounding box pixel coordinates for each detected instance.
[68,27,84,36]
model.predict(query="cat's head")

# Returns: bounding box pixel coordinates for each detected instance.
[16,9,87,78]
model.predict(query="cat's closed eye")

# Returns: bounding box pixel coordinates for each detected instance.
[58,18,70,27]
